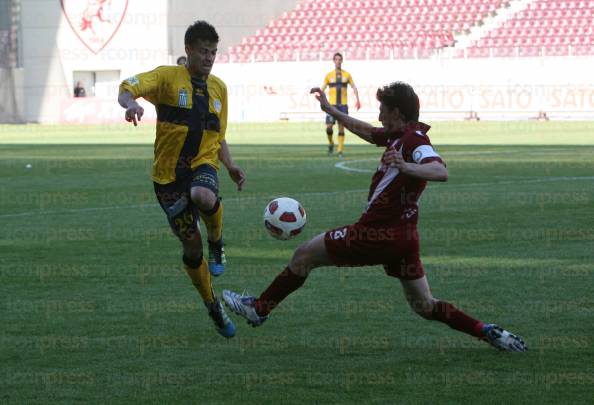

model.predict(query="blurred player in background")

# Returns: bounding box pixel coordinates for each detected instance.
[321,52,361,157]
[118,20,245,338]
[224,82,527,352]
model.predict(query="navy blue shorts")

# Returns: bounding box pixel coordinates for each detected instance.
[326,104,349,125]
[153,164,219,240]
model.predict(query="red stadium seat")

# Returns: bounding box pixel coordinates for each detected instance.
[518,46,542,57]
[492,46,515,57]
[227,0,594,62]
[466,46,491,58]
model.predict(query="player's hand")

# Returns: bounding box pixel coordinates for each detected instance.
[355,100,361,111]
[125,102,144,126]
[310,87,331,112]
[384,145,409,172]
[227,165,246,191]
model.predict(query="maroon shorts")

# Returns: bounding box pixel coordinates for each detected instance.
[324,223,424,280]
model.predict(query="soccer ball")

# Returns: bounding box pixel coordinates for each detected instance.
[263,197,307,240]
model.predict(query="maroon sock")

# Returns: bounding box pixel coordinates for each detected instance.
[255,267,306,316]
[431,301,485,338]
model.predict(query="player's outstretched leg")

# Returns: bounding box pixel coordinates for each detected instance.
[401,277,527,352]
[482,324,528,352]
[183,252,235,338]
[224,233,331,327]
[222,290,268,327]
[223,266,306,327]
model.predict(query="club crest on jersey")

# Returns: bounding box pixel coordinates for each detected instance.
[178,89,188,107]
[213,99,222,113]
[126,76,139,86]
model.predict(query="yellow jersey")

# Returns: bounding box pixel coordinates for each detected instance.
[119,65,228,185]
[322,69,355,106]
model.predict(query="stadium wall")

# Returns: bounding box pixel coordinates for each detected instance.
[10,1,593,124]
[21,54,594,124]
[214,57,594,122]
[0,67,24,123]
[17,0,169,123]
[11,0,301,124]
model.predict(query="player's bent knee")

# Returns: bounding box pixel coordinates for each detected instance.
[290,243,310,266]
[191,187,216,210]
[326,127,333,136]
[289,243,317,275]
[181,239,203,261]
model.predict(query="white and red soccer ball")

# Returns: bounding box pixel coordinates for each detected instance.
[263,197,307,240]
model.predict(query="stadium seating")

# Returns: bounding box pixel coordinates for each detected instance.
[226,0,507,62]
[466,0,594,58]
[225,0,594,62]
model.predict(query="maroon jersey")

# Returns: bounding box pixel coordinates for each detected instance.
[357,122,444,227]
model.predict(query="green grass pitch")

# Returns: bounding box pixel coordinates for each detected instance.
[1,122,594,404]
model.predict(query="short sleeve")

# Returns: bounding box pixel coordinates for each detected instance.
[322,73,330,89]
[348,73,355,86]
[119,68,161,103]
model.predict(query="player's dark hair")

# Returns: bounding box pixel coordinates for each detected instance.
[376,82,420,122]
[184,20,219,46]
[333,52,343,59]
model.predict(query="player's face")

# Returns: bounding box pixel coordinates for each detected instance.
[334,55,342,69]
[186,40,218,78]
[378,103,403,131]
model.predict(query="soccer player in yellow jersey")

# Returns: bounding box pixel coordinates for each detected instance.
[321,53,361,157]
[118,21,243,338]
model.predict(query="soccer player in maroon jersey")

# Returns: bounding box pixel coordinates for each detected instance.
[224,82,527,352]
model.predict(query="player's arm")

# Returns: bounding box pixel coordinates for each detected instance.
[218,140,245,191]
[402,160,448,182]
[349,75,361,110]
[118,91,144,126]
[384,146,448,182]
[310,87,374,143]
[217,85,245,191]
[118,69,160,126]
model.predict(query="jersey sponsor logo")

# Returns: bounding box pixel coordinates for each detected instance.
[61,0,129,55]
[195,88,205,97]
[178,89,188,107]
[126,76,139,86]
[213,99,222,113]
